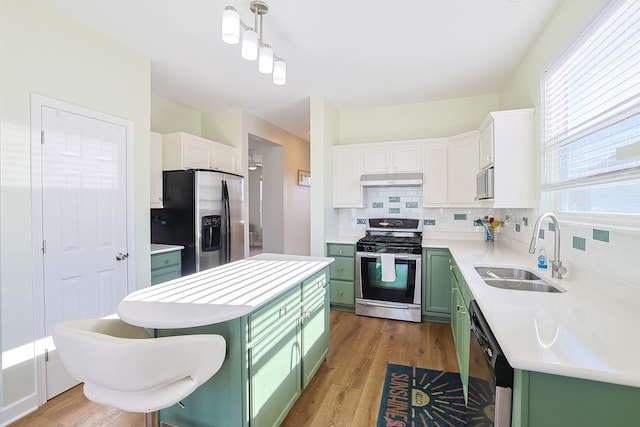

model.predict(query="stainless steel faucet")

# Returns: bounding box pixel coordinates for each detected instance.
[529,212,567,279]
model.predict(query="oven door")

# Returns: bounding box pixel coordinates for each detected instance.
[355,253,421,305]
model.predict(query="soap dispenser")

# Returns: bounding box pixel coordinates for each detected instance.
[538,248,548,269]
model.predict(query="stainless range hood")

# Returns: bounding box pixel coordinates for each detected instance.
[360,172,423,187]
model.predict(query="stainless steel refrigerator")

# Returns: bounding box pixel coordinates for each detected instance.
[151,169,245,276]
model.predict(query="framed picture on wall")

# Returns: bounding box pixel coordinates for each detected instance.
[297,170,311,187]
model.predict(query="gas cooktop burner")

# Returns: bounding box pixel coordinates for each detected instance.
[356,218,423,254]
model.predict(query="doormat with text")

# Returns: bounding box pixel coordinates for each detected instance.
[377,363,467,427]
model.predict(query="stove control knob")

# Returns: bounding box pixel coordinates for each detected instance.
[487,347,493,358]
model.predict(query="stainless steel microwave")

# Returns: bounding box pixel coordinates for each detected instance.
[476,167,494,200]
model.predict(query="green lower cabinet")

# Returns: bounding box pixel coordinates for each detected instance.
[150,249,182,285]
[422,248,452,322]
[327,243,356,310]
[512,369,640,426]
[157,268,330,427]
[329,280,355,308]
[450,263,471,402]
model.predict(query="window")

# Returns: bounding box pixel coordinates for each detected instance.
[542,0,640,217]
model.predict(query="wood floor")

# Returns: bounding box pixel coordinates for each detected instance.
[10,310,458,427]
[281,310,458,427]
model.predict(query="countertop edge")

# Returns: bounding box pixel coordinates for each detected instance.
[150,243,185,255]
[118,255,334,328]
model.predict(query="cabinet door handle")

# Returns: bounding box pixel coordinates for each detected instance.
[338,267,344,272]
[279,307,288,317]
[457,305,465,314]
[339,249,344,255]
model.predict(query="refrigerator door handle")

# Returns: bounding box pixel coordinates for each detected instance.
[222,180,231,264]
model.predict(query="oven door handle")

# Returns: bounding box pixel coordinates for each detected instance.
[358,300,414,310]
[357,253,421,261]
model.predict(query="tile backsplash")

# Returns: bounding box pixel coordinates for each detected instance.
[338,186,499,238]
[336,188,639,288]
[500,208,639,288]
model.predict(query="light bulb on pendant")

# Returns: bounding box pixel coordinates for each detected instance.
[241,28,258,60]
[258,44,274,74]
[273,58,286,85]
[221,6,240,44]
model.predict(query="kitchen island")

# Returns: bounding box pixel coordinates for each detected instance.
[117,253,334,427]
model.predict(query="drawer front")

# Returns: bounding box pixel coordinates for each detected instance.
[330,258,355,281]
[327,244,355,258]
[151,250,181,269]
[248,285,300,343]
[302,270,328,302]
[151,268,181,285]
[330,280,355,306]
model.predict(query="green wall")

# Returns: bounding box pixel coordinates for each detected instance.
[151,94,202,135]
[0,0,150,421]
[338,94,499,144]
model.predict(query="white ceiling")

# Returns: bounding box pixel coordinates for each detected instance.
[43,0,562,141]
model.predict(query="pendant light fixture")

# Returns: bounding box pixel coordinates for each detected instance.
[221,1,286,85]
[248,154,258,171]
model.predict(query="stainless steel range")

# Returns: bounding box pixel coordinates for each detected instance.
[355,218,422,322]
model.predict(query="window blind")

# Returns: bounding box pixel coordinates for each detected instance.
[542,0,640,193]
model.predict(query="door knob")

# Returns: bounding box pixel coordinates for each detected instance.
[115,252,129,261]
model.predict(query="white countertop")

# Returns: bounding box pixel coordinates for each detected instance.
[150,243,184,255]
[118,253,334,329]
[423,239,640,388]
[325,236,360,245]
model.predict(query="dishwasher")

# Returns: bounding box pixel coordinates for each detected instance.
[467,300,514,427]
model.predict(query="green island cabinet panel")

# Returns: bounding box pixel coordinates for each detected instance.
[157,268,330,427]
[249,285,302,427]
[512,369,640,426]
[422,248,452,322]
[150,249,182,285]
[327,243,356,310]
[301,271,330,388]
[450,262,471,402]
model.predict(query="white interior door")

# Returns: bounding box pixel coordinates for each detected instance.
[39,105,129,399]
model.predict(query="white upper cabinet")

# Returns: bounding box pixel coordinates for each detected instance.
[422,140,448,206]
[448,131,480,206]
[333,145,364,208]
[330,109,534,209]
[480,108,536,208]
[362,143,422,174]
[150,131,164,209]
[479,120,495,169]
[162,132,237,174]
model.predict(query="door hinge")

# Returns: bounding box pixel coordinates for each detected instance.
[42,240,46,254]
[45,348,49,362]
[41,130,45,145]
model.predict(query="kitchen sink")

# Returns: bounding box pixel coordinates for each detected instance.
[474,266,565,293]
[474,266,542,281]
[482,278,564,293]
